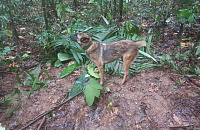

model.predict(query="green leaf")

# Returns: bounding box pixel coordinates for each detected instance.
[146,35,152,54]
[57,53,73,61]
[46,60,52,66]
[195,67,200,76]
[54,60,63,67]
[172,9,181,14]
[166,17,171,23]
[170,85,177,89]
[5,30,12,37]
[23,65,41,86]
[188,15,194,23]
[139,50,158,63]
[70,49,80,64]
[87,64,100,78]
[132,34,137,40]
[83,78,103,106]
[196,45,200,56]
[181,9,192,18]
[59,62,79,78]
[1,46,13,56]
[22,53,29,58]
[0,88,21,117]
[67,71,88,99]
[101,15,109,25]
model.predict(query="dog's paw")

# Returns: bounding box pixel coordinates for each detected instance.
[120,80,125,85]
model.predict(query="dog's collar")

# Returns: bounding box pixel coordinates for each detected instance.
[83,41,93,50]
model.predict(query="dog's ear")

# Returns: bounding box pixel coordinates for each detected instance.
[80,37,89,43]
[87,34,93,37]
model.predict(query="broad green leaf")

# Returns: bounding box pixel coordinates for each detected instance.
[188,15,194,23]
[67,71,88,100]
[83,78,103,106]
[59,62,79,78]
[172,9,181,14]
[87,64,100,78]
[57,53,73,61]
[181,9,192,18]
[23,65,41,86]
[54,60,62,67]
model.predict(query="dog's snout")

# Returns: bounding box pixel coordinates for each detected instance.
[69,35,72,39]
[69,34,77,42]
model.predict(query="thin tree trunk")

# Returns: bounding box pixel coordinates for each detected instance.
[49,0,58,18]
[6,0,19,41]
[73,0,77,6]
[42,0,49,31]
[104,1,107,18]
[113,0,116,21]
[179,23,183,39]
[119,0,123,22]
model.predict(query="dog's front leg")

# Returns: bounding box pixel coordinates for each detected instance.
[97,65,104,85]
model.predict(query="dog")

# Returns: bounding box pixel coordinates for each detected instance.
[70,33,146,85]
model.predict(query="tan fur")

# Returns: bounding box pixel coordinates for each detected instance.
[70,33,146,85]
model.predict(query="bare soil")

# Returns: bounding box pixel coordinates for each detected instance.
[0,66,199,130]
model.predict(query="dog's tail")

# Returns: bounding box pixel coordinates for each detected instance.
[134,40,147,47]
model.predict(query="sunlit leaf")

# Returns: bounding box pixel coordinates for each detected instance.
[54,60,63,67]
[59,62,79,78]
[166,17,171,23]
[83,78,103,106]
[139,50,158,63]
[57,53,73,61]
[87,64,100,78]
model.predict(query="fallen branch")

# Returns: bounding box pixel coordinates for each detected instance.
[37,116,46,130]
[20,92,82,130]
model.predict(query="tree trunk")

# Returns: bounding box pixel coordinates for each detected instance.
[119,0,123,23]
[73,0,77,6]
[42,0,49,31]
[6,0,19,41]
[48,0,58,18]
[113,0,116,21]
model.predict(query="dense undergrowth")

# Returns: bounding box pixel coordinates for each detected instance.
[0,0,200,107]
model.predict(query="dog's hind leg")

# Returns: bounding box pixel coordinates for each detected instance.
[121,50,138,84]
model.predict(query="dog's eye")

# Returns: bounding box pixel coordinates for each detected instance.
[80,37,89,43]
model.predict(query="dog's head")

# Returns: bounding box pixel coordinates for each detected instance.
[70,33,93,49]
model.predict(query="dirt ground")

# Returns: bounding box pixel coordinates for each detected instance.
[0,65,199,130]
